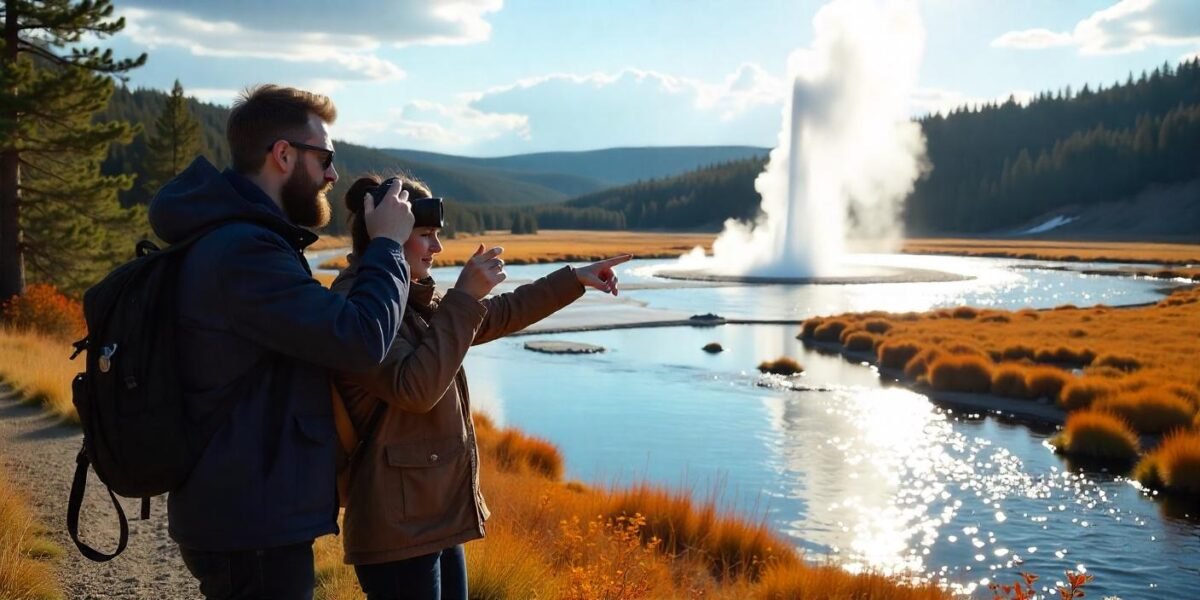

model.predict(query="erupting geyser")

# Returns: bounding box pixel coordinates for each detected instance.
[667,0,933,283]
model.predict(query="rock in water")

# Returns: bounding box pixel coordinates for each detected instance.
[524,341,606,355]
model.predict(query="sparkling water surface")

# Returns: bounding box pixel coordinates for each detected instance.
[315,251,1199,597]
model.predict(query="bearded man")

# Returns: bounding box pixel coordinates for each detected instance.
[147,84,415,599]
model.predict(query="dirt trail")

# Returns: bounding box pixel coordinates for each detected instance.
[0,385,200,599]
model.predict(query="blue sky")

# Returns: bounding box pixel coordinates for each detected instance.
[101,0,1200,156]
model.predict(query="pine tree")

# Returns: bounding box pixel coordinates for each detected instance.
[141,79,201,197]
[0,0,147,297]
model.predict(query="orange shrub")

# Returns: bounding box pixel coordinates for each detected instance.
[1,283,85,340]
[990,365,1032,399]
[928,355,993,394]
[1025,366,1071,401]
[843,332,877,353]
[863,319,892,334]
[799,318,822,340]
[812,320,849,343]
[952,306,979,319]
[1098,391,1193,435]
[903,348,941,380]
[877,339,921,370]
[1053,410,1139,462]
[758,357,803,376]
[1135,430,1200,496]
[1059,378,1117,411]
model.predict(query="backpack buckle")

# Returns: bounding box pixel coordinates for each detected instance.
[70,338,88,360]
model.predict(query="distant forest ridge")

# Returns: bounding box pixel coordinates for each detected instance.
[99,59,1199,237]
[98,89,766,235]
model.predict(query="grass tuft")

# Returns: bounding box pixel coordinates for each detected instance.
[0,468,62,600]
[1135,430,1200,496]
[1097,391,1194,435]
[928,355,993,394]
[1052,410,1139,462]
[877,339,922,370]
[1059,378,1117,411]
[843,332,878,353]
[990,364,1032,399]
[757,357,804,376]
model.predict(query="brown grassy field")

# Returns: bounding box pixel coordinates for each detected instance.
[316,230,716,270]
[801,286,1200,492]
[901,238,1200,265]
[313,232,1200,272]
[0,466,62,600]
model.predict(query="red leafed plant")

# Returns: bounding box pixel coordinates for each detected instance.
[1,284,86,340]
[989,571,1094,600]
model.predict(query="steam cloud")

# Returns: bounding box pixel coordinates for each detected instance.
[679,0,927,277]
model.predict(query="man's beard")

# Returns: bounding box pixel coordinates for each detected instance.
[280,167,332,228]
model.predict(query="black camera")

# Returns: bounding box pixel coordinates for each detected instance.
[369,177,444,228]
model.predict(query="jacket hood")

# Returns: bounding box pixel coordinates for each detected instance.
[148,156,317,248]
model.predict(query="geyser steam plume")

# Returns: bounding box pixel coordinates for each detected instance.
[680,0,926,278]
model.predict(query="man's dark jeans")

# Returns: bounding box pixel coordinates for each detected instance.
[178,541,315,600]
[353,544,467,600]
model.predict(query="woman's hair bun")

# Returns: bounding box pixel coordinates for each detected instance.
[344,174,384,214]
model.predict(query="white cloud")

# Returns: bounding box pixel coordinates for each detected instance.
[990,28,1074,50]
[992,0,1200,55]
[341,66,787,154]
[113,1,502,90]
[118,0,501,45]
[119,7,405,84]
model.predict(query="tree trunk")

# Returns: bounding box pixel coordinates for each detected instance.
[0,2,24,299]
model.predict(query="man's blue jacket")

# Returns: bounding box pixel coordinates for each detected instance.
[148,157,407,551]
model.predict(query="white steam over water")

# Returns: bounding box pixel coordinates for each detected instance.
[679,0,927,277]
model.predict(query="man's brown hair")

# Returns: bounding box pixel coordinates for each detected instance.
[226,84,338,174]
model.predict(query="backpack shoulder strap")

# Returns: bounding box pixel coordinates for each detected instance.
[66,446,129,562]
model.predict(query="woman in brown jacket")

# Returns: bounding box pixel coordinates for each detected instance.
[331,175,629,600]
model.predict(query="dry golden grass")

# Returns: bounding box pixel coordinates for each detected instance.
[1052,410,1140,462]
[752,563,947,600]
[1135,430,1200,496]
[314,413,950,600]
[316,230,716,270]
[901,238,1200,265]
[0,467,62,600]
[490,429,565,480]
[801,286,1200,437]
[0,327,78,423]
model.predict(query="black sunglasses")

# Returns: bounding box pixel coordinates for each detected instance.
[269,139,335,169]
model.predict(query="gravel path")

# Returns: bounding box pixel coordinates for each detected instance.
[0,385,201,599]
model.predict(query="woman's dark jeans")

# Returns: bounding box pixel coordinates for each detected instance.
[178,540,315,600]
[353,545,467,600]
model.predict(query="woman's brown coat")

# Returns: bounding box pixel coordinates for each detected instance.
[331,261,583,565]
